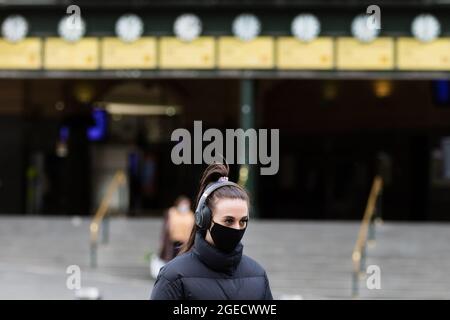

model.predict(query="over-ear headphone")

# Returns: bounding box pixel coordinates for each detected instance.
[194,180,238,230]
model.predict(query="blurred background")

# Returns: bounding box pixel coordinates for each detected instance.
[0,0,450,300]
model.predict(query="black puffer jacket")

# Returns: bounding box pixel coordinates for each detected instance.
[150,232,273,300]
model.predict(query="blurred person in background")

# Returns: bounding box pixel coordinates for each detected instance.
[150,162,273,300]
[150,195,194,278]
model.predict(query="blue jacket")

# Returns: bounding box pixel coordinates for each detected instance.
[150,232,273,300]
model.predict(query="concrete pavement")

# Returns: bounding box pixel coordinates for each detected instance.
[0,216,449,299]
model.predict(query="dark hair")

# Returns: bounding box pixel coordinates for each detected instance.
[179,162,249,254]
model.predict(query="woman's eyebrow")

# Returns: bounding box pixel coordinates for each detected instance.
[223,215,248,220]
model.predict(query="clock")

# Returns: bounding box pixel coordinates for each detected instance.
[232,14,261,42]
[58,14,86,42]
[291,14,320,42]
[412,14,440,43]
[351,14,379,43]
[116,14,144,43]
[1,15,28,43]
[174,14,202,42]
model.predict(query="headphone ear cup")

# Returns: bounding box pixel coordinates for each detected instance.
[195,207,203,229]
[196,204,212,230]
[203,206,212,230]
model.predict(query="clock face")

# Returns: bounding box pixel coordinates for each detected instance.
[232,14,261,41]
[58,15,86,42]
[291,14,320,42]
[174,14,202,42]
[351,14,379,43]
[116,14,144,43]
[1,15,28,43]
[412,14,440,43]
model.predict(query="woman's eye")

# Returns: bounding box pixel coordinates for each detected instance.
[225,219,233,224]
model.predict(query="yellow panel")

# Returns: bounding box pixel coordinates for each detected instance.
[101,37,157,69]
[277,37,333,69]
[218,37,274,69]
[397,37,450,70]
[336,37,394,70]
[0,38,42,69]
[44,38,99,70]
[159,37,215,69]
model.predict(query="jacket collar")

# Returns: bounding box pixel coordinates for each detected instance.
[193,231,243,275]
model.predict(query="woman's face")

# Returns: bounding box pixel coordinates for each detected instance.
[211,198,248,230]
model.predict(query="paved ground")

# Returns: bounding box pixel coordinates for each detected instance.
[0,216,449,299]
[359,222,450,299]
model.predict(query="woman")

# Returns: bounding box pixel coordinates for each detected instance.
[159,196,195,261]
[150,162,273,300]
[151,196,195,278]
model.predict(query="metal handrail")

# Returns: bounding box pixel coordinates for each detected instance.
[351,175,383,298]
[89,170,127,268]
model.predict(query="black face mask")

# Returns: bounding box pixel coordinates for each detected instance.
[209,221,246,253]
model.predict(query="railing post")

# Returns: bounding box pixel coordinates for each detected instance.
[89,170,126,269]
[360,244,366,277]
[102,216,109,244]
[375,187,383,224]
[90,240,97,268]
[368,215,375,244]
[351,176,383,299]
